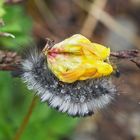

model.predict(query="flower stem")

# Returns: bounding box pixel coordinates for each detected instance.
[13,96,38,140]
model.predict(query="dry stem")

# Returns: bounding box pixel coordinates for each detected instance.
[80,0,107,38]
[13,96,38,140]
[0,49,140,71]
[0,50,21,71]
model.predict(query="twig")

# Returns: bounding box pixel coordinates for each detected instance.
[110,49,140,69]
[0,49,140,71]
[13,96,38,140]
[110,50,139,59]
[131,59,140,68]
[0,32,15,38]
[80,0,107,38]
[0,50,21,70]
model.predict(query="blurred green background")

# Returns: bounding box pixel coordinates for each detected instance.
[0,72,79,140]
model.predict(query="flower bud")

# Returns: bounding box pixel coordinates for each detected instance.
[43,34,113,83]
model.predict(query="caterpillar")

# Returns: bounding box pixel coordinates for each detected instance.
[21,34,117,117]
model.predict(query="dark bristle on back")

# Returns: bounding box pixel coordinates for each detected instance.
[11,46,43,77]
[21,46,117,117]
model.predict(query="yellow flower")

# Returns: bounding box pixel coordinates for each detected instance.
[43,34,113,83]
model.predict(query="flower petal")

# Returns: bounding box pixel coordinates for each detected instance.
[43,34,113,83]
[92,43,110,60]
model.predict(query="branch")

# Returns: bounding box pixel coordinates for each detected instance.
[110,50,139,59]
[0,50,21,71]
[0,49,140,71]
[110,49,140,69]
[130,59,140,68]
[0,32,15,38]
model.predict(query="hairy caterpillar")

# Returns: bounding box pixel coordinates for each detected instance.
[21,34,117,117]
